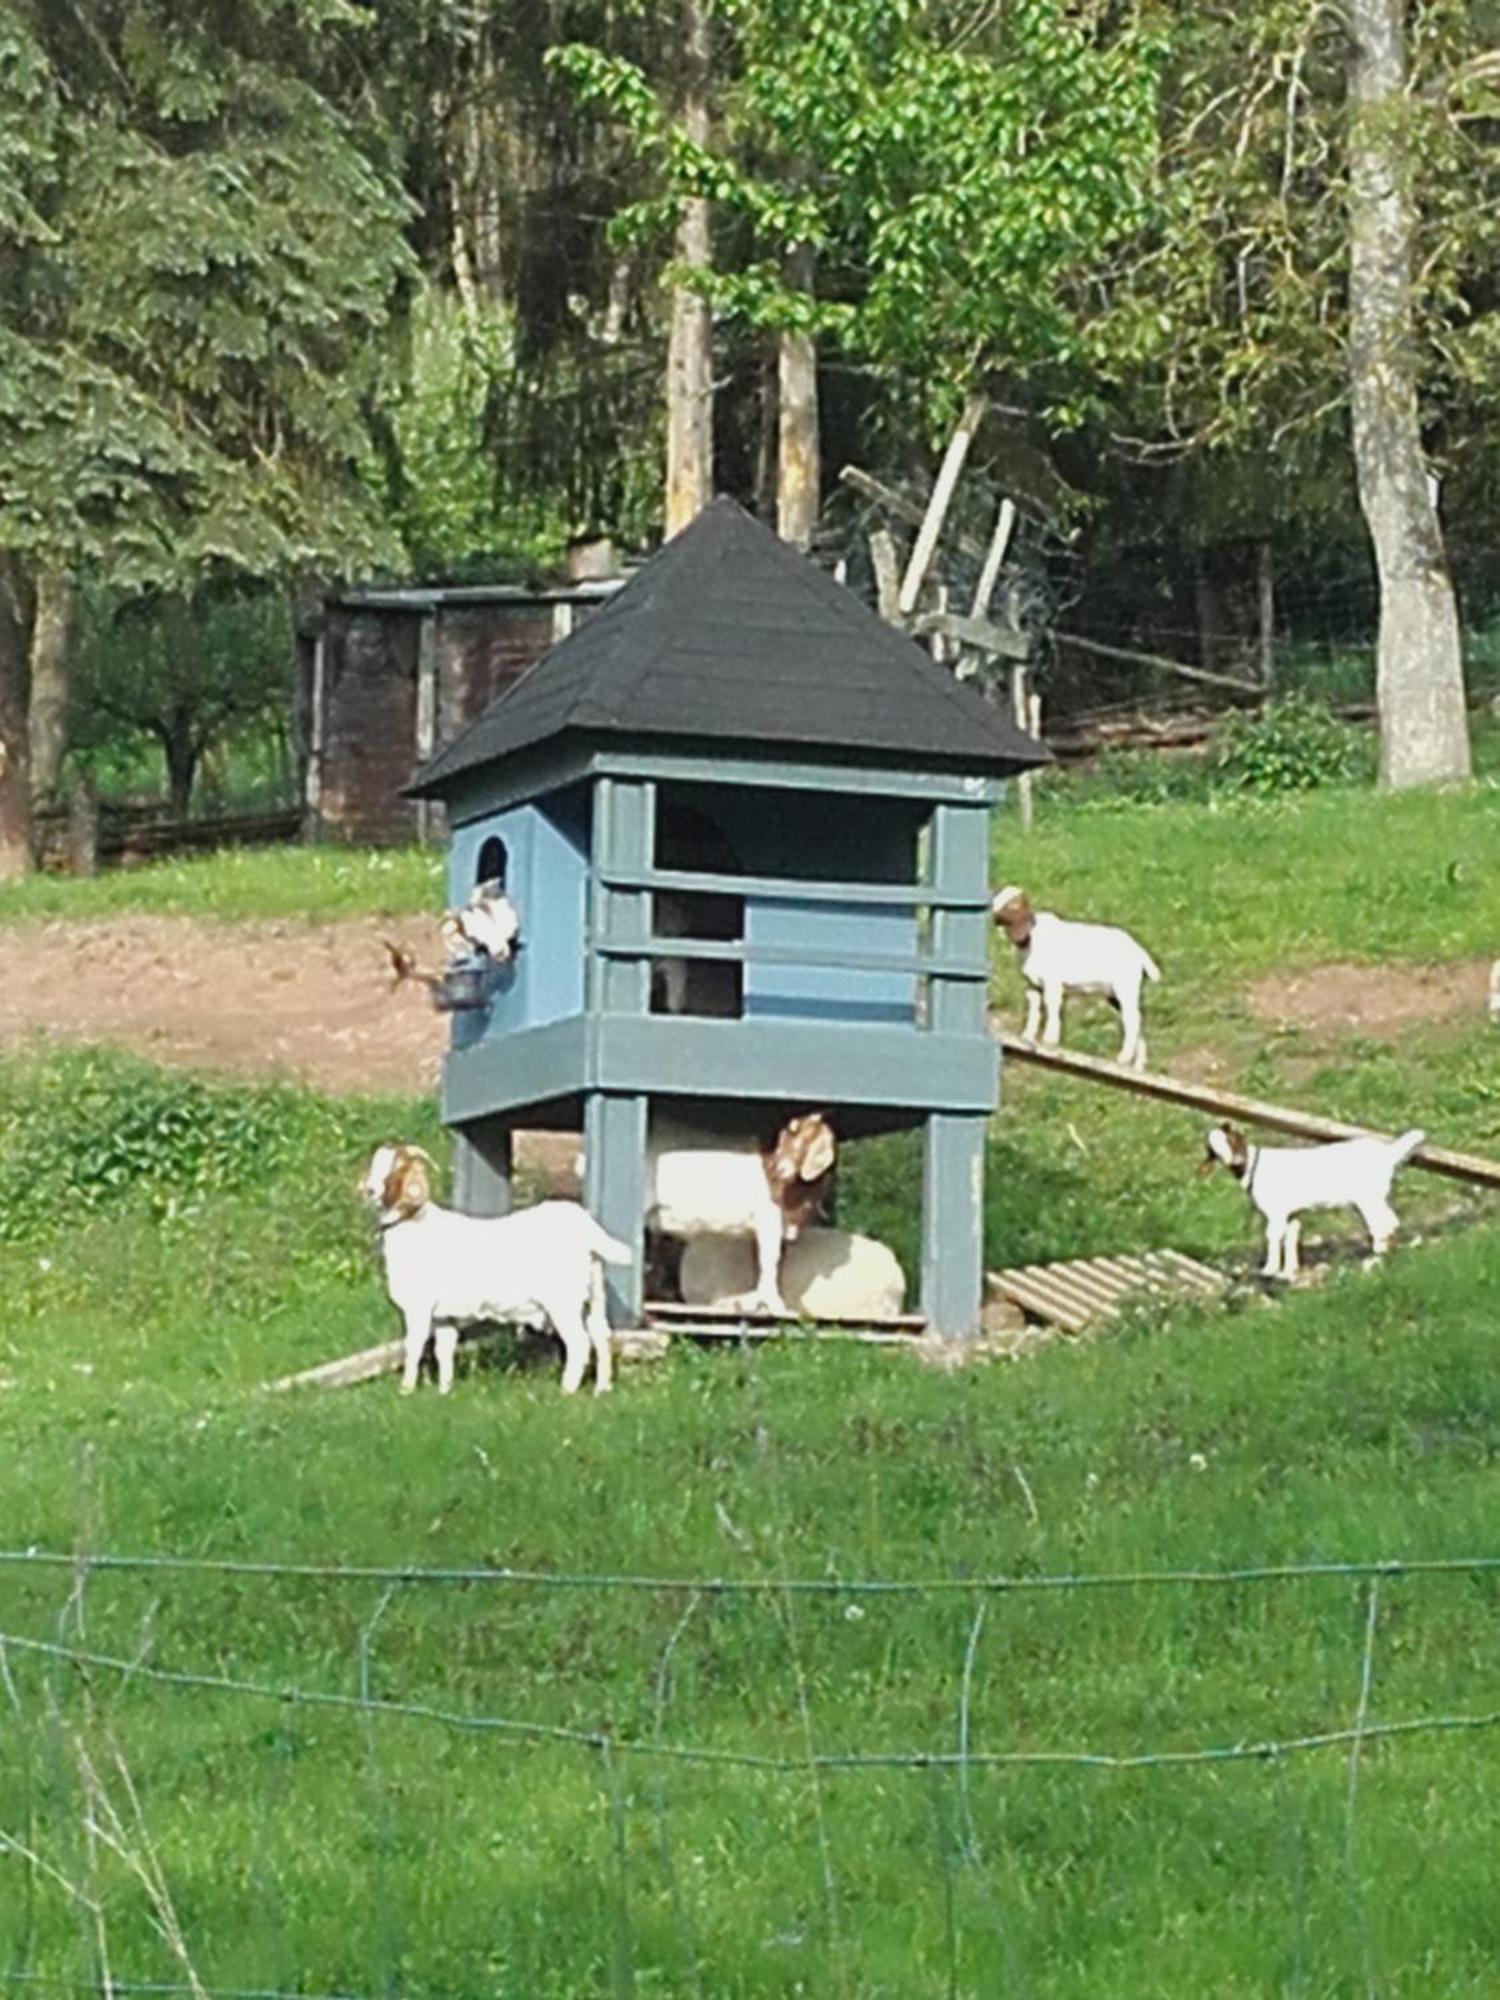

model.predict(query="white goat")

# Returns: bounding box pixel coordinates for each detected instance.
[646,1112,835,1316]
[1200,1123,1425,1280]
[992,886,1161,1070]
[361,1144,630,1394]
[680,1227,906,1321]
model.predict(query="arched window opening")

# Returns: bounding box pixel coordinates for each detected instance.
[475,835,508,896]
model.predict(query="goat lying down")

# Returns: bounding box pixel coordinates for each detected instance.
[680,1227,905,1321]
[361,1144,630,1394]
[992,886,1160,1071]
[1200,1123,1425,1281]
[646,1112,836,1317]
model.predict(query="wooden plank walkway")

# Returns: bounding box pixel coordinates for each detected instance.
[987,1249,1228,1337]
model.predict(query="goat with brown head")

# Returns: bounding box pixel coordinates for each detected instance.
[361,1143,437,1225]
[990,886,1035,948]
[1199,1125,1251,1181]
[762,1112,836,1241]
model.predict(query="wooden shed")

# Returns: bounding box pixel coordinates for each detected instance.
[406,498,1049,1337]
[298,574,625,845]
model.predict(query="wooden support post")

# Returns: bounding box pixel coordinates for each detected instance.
[971,497,1016,618]
[899,393,986,616]
[870,529,902,624]
[452,1116,513,1218]
[303,629,327,841]
[415,612,438,846]
[584,1091,647,1325]
[590,774,654,1015]
[66,779,99,877]
[1257,541,1276,690]
[922,802,991,1335]
[922,1112,987,1336]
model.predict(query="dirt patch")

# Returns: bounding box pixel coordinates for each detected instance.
[0,914,446,1095]
[1245,959,1490,1037]
[0,914,588,1191]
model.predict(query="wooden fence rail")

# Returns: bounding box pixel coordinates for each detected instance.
[32,801,301,873]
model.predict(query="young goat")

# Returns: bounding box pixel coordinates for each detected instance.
[1200,1123,1425,1281]
[992,886,1161,1071]
[361,1144,630,1394]
[646,1111,836,1317]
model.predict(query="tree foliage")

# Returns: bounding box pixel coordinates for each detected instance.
[554,0,1167,427]
[0,0,414,591]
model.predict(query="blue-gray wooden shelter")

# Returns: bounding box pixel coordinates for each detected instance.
[406,497,1049,1335]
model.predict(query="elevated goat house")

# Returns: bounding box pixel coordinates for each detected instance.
[405,498,1049,1336]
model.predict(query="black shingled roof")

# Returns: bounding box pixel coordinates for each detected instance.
[407,497,1049,797]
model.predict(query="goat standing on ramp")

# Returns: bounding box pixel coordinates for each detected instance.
[360,1144,630,1394]
[992,886,1161,1071]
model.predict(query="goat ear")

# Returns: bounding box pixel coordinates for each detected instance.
[795,1119,836,1182]
[397,1153,431,1210]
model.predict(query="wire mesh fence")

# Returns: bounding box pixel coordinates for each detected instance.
[2,1543,1498,1993]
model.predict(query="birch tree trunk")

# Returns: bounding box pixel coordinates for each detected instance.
[776,245,820,549]
[664,0,713,536]
[27,569,75,806]
[0,560,34,880]
[1348,0,1470,788]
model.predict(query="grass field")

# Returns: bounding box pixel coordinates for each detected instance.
[0,843,443,925]
[3,768,1500,1995]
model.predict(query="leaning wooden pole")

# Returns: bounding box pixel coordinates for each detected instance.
[996,1032,1500,1191]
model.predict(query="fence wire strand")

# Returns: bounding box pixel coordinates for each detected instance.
[2,1625,1499,1778]
[2,1546,1497,1597]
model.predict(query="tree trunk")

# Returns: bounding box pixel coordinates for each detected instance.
[161,716,199,818]
[664,0,713,537]
[1256,541,1276,691]
[27,569,75,806]
[753,343,779,523]
[776,244,820,549]
[1347,0,1470,788]
[0,560,34,881]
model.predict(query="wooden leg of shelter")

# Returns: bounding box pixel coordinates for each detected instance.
[922,1111,986,1336]
[584,1090,647,1325]
[453,1116,513,1218]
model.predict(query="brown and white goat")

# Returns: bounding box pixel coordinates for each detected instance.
[645,1111,836,1316]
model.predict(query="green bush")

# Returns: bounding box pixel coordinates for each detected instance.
[0,1051,439,1244]
[1212,692,1367,795]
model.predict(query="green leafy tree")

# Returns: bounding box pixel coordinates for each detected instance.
[0,0,414,871]
[72,588,291,816]
[554,0,1167,431]
[1098,0,1500,784]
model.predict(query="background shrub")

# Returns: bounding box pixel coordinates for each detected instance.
[1211,692,1367,795]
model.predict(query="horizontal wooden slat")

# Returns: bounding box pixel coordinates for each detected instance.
[596,934,984,980]
[599,865,990,911]
[644,1299,926,1333]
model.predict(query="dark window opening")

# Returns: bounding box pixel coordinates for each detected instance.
[475,835,508,896]
[651,798,744,1018]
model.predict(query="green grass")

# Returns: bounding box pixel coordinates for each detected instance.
[4,767,1500,1993]
[0,842,443,925]
[2,1154,1499,1995]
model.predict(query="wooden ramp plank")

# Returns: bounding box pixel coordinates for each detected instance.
[996,1032,1500,1192]
[987,1248,1229,1335]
